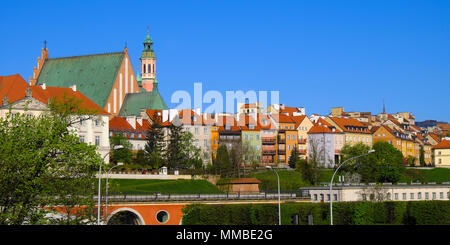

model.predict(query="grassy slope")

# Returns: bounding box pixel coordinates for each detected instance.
[246,170,309,191]
[109,179,223,194]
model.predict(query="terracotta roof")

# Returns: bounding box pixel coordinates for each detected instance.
[429,133,441,142]
[329,117,370,134]
[109,117,147,140]
[271,113,295,124]
[0,74,28,105]
[145,109,163,123]
[0,74,108,115]
[30,86,109,115]
[291,115,307,128]
[432,140,450,150]
[279,106,301,116]
[237,115,261,131]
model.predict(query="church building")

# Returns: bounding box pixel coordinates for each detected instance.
[29,30,168,116]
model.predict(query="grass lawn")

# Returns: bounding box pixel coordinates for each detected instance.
[108,179,224,194]
[400,168,450,183]
[245,170,309,191]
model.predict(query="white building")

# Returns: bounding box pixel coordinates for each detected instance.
[301,183,450,202]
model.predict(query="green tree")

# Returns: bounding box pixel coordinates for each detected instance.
[166,120,184,169]
[144,112,165,169]
[288,146,299,169]
[0,97,103,225]
[110,132,133,164]
[181,131,203,169]
[419,145,425,167]
[339,142,404,184]
[215,145,232,177]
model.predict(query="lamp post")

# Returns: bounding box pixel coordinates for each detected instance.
[329,149,375,225]
[266,166,281,225]
[104,162,124,223]
[97,145,123,225]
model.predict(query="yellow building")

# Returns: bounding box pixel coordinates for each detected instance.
[326,117,372,147]
[432,140,450,168]
[271,114,297,167]
[291,115,313,159]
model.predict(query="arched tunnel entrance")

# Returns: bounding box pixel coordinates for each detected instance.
[106,208,145,225]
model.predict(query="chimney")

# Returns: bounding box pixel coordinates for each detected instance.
[70,85,77,92]
[41,83,46,90]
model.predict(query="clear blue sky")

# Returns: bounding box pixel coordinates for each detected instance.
[1,0,449,122]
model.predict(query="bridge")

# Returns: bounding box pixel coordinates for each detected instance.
[98,192,311,225]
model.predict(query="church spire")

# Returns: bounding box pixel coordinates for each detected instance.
[140,28,157,92]
[383,99,386,114]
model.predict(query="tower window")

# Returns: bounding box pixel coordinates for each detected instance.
[148,64,151,73]
[153,64,155,73]
[143,64,146,73]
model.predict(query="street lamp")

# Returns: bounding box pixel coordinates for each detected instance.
[266,166,281,225]
[329,149,375,225]
[105,162,124,223]
[97,145,123,225]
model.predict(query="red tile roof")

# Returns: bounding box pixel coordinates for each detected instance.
[329,117,371,134]
[432,140,450,150]
[0,74,28,105]
[0,74,108,115]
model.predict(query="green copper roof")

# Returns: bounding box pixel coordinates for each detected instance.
[36,52,125,108]
[118,88,168,116]
[142,32,156,58]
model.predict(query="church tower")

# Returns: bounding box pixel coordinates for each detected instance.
[140,28,157,92]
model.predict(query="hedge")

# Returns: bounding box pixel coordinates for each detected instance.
[181,201,450,225]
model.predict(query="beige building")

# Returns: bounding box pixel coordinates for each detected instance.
[0,75,111,162]
[433,139,450,168]
[302,183,450,202]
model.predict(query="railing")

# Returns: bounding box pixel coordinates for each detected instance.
[100,191,311,203]
[278,149,286,155]
[262,150,276,155]
[298,138,307,144]
[262,138,277,144]
[298,149,307,154]
[278,139,286,144]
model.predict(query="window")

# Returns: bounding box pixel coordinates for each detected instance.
[425,192,429,200]
[394,193,398,200]
[402,193,406,200]
[314,194,318,201]
[334,194,338,201]
[80,136,85,143]
[195,139,199,147]
[80,120,84,126]
[204,128,208,134]
[327,194,330,201]
[440,192,443,199]
[362,194,367,201]
[156,210,169,224]
[195,128,199,135]
[95,136,100,146]
[95,120,100,126]
[410,193,414,200]
[386,193,391,200]
[204,139,207,147]
[320,194,324,201]
[418,192,422,199]
[432,192,436,200]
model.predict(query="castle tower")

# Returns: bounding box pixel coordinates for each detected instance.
[140,28,157,92]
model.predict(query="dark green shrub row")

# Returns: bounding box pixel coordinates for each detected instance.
[181,201,450,225]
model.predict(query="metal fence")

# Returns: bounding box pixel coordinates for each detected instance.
[99,191,311,203]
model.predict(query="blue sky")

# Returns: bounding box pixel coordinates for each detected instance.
[1,0,449,122]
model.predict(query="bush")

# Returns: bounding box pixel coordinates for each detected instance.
[182,201,450,225]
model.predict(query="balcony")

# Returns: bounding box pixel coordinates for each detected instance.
[262,150,276,155]
[298,149,307,155]
[298,138,307,144]
[262,138,276,145]
[278,149,286,155]
[278,138,286,144]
